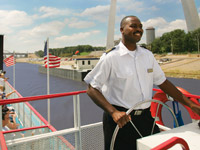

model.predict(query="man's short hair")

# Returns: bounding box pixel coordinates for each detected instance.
[120,15,138,28]
[2,106,9,120]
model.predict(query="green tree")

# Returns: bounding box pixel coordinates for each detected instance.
[34,45,105,57]
[160,32,171,53]
[170,29,185,53]
[35,50,44,57]
[192,28,200,53]
[183,32,196,53]
[151,38,162,53]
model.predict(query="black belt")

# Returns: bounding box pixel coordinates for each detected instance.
[113,105,150,116]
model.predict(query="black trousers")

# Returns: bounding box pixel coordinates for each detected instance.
[103,105,160,150]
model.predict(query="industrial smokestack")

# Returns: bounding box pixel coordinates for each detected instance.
[146,27,155,45]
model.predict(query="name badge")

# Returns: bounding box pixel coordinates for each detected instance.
[147,68,153,73]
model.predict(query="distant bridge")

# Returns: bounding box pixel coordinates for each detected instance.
[4,52,28,58]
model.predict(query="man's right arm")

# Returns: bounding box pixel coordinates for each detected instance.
[86,84,131,128]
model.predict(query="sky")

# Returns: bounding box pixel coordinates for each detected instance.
[0,0,200,53]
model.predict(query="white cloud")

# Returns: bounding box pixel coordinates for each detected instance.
[69,21,95,29]
[152,0,166,3]
[18,21,66,40]
[157,19,186,36]
[39,6,72,18]
[143,17,186,36]
[143,17,168,30]
[152,0,177,4]
[118,0,144,13]
[80,5,109,16]
[0,10,33,34]
[55,30,100,42]
[65,18,95,29]
[78,5,110,22]
[53,30,102,48]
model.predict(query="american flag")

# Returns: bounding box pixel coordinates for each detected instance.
[3,55,15,67]
[44,54,61,68]
[44,40,60,68]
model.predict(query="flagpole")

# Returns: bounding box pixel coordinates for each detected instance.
[13,51,15,89]
[47,38,50,124]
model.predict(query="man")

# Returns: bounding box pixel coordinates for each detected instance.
[84,16,200,150]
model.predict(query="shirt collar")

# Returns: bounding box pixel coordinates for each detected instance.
[118,41,142,57]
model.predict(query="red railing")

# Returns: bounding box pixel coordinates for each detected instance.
[0,81,87,150]
[0,90,87,106]
[0,131,7,150]
[151,137,189,150]
[1,88,199,106]
[2,125,48,134]
[153,88,200,99]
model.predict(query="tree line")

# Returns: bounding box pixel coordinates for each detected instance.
[149,28,200,54]
[35,28,200,57]
[35,45,105,57]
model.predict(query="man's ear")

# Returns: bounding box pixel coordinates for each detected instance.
[120,27,123,33]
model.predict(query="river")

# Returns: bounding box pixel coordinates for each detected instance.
[3,63,200,129]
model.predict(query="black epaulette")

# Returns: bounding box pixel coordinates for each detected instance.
[105,47,116,54]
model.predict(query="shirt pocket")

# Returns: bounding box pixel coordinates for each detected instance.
[115,67,134,79]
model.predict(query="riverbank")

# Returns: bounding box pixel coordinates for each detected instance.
[16,54,200,79]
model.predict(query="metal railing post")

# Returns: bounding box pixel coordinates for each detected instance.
[73,95,78,149]
[30,109,32,127]
[73,95,82,150]
[77,94,82,150]
[17,103,20,122]
[23,103,25,127]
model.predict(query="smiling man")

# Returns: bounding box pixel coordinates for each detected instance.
[84,15,200,150]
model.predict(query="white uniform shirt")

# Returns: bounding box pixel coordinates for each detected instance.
[84,42,166,109]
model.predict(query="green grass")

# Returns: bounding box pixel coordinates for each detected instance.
[164,70,200,79]
[80,52,91,56]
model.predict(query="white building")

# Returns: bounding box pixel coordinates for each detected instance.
[74,58,99,71]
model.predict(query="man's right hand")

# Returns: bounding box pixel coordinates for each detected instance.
[111,110,131,128]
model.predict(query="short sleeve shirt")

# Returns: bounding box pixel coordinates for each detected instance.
[0,78,4,87]
[84,42,166,109]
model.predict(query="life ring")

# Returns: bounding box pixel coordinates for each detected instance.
[150,87,200,126]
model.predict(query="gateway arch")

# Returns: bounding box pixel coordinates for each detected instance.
[181,0,200,32]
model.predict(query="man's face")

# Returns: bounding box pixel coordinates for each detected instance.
[121,17,143,43]
[3,112,10,125]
